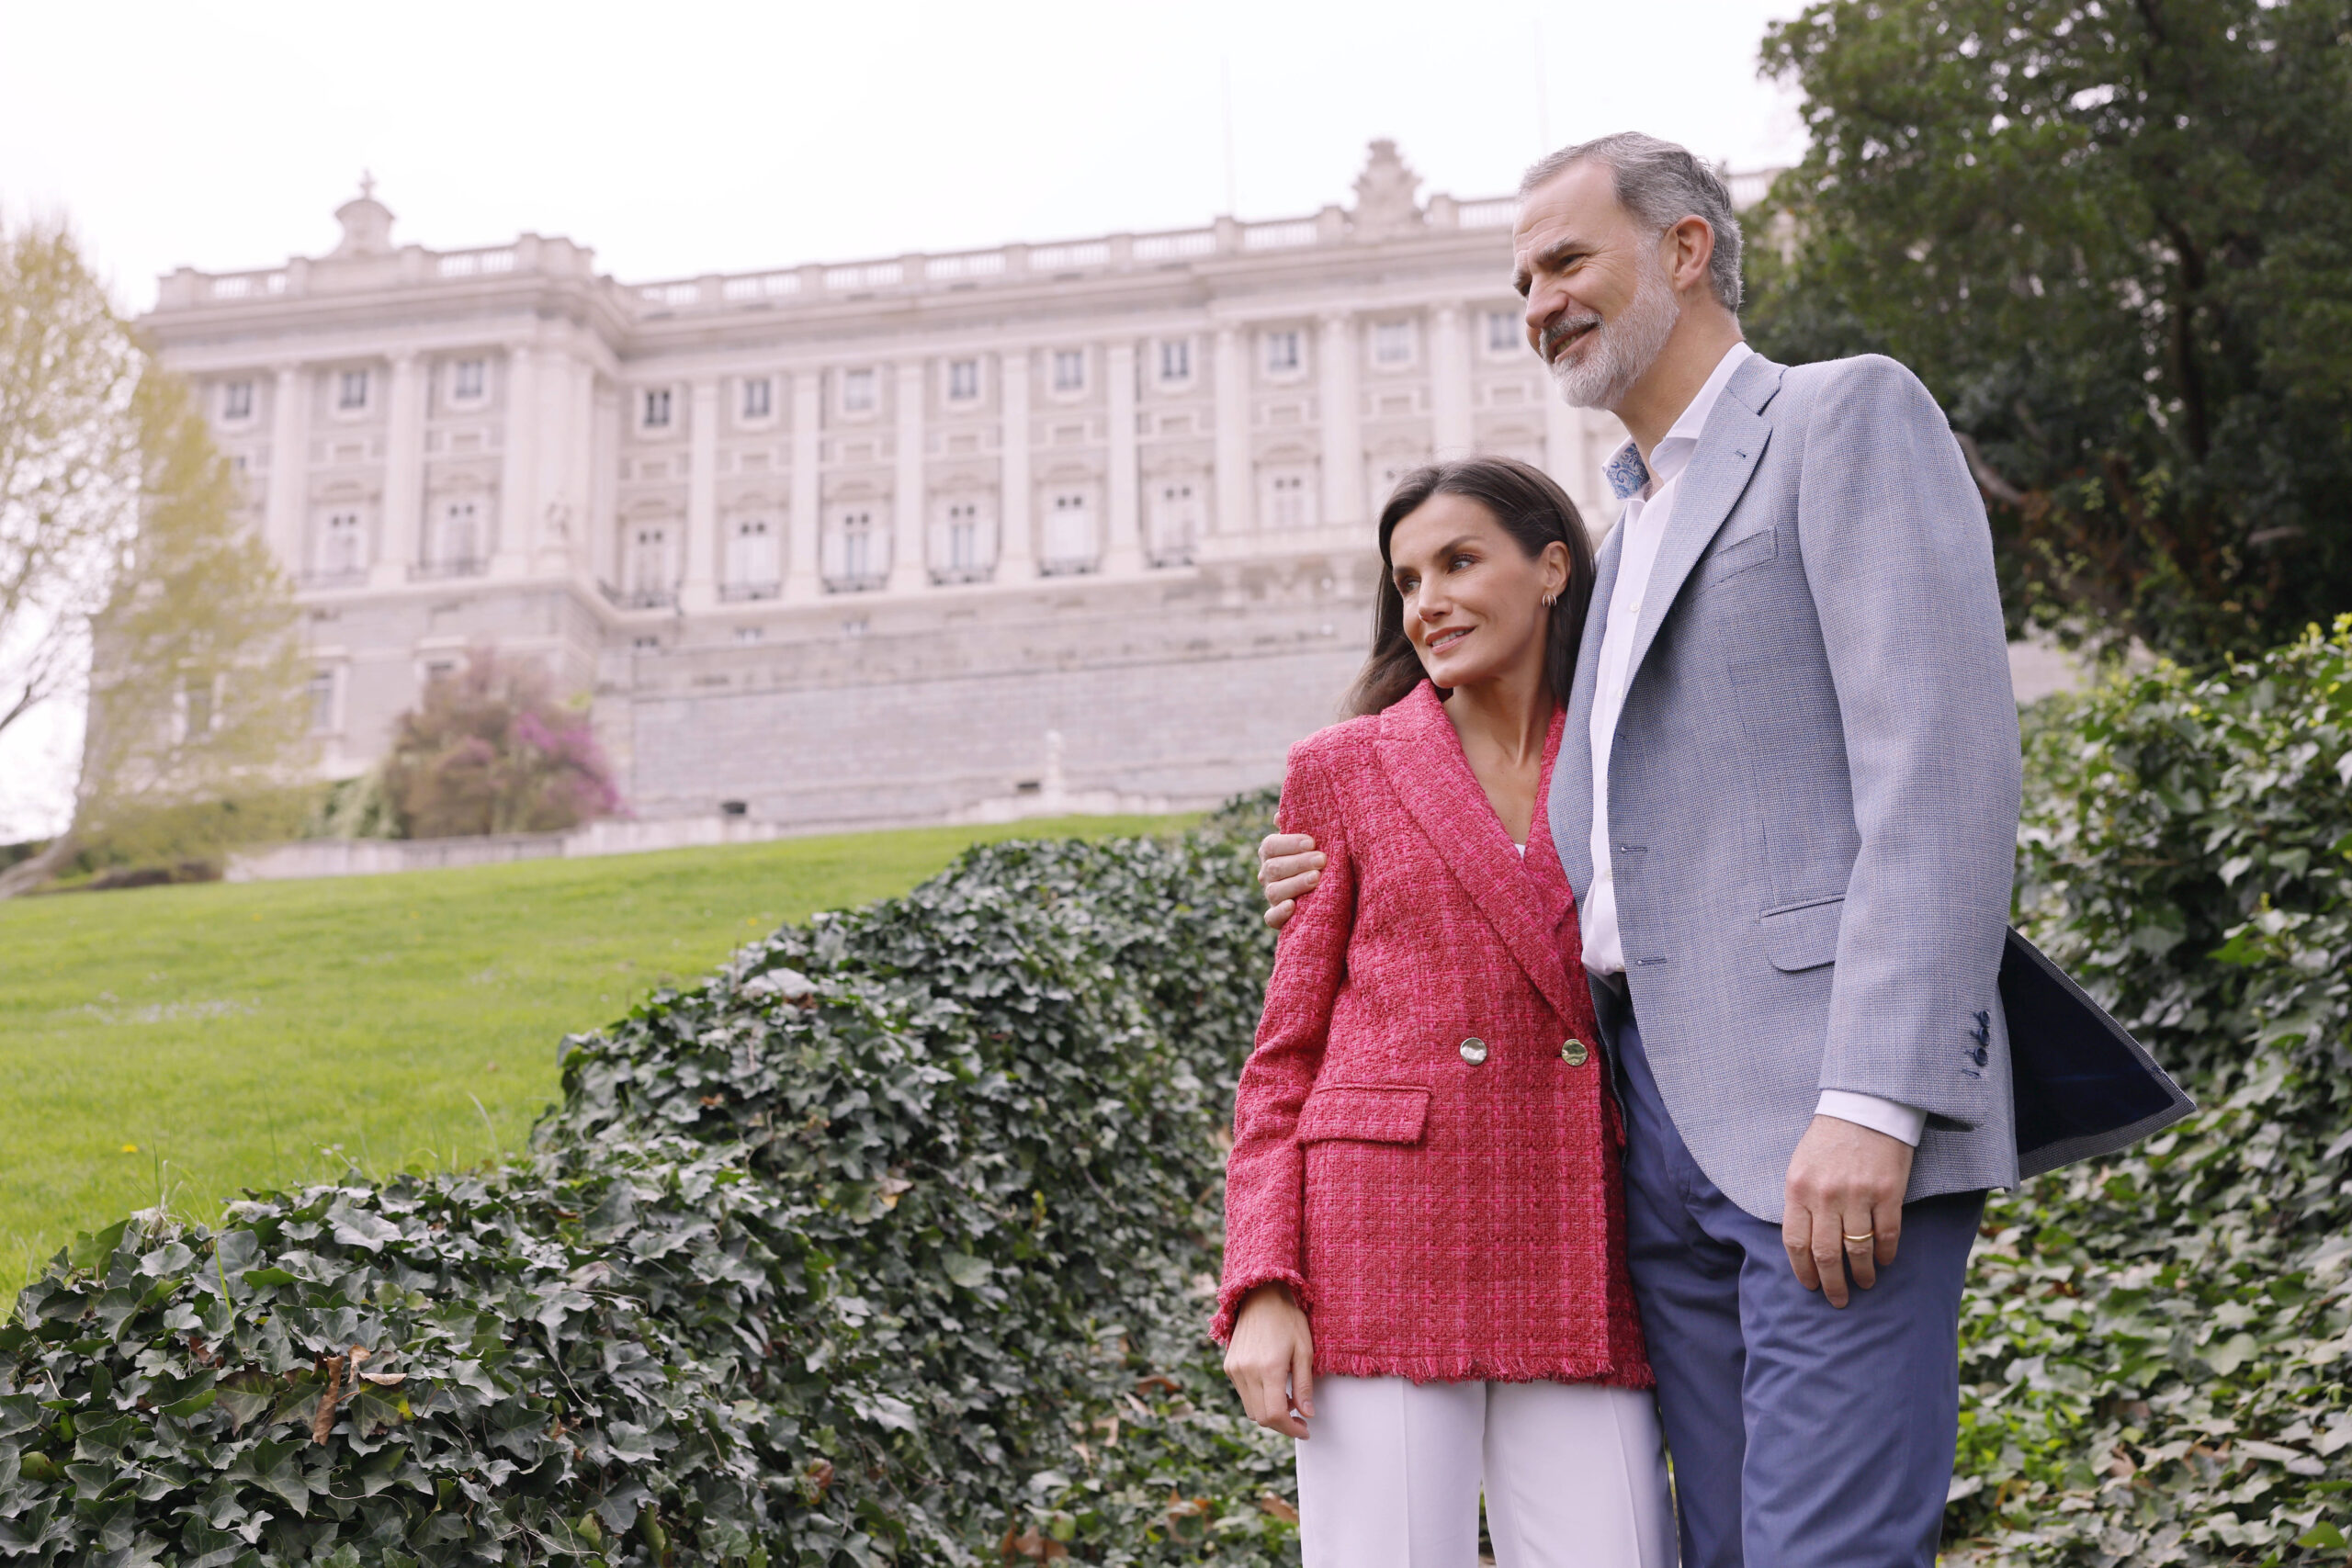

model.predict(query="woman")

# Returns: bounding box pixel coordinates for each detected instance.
[1215,457,1672,1567]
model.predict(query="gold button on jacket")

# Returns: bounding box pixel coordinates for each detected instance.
[1561,1038,1589,1067]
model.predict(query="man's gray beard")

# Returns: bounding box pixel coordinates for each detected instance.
[1546,258,1682,411]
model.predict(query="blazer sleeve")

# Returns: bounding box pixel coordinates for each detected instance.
[1211,739,1357,1343]
[1795,355,2024,1126]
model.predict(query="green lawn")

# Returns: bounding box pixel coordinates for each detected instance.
[0,815,1187,1283]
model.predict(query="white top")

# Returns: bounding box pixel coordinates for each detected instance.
[1577,341,1924,1148]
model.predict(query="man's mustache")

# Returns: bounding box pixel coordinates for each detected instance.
[1541,312,1603,360]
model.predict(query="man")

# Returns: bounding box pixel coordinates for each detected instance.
[1257,132,2022,1567]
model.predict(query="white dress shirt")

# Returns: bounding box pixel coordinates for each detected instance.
[1580,341,1925,1148]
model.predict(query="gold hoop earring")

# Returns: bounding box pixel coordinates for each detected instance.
[1541,592,1557,609]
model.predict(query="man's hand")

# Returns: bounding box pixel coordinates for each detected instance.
[1258,832,1325,931]
[1782,1114,1916,1308]
[1223,1282,1316,1438]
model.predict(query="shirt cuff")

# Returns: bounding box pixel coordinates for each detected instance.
[1815,1090,1927,1147]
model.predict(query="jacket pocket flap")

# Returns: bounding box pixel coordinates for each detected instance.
[1761,898,1844,973]
[1296,1085,1430,1145]
[1693,525,1779,591]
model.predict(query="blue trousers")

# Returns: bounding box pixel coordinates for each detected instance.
[1598,991,1983,1568]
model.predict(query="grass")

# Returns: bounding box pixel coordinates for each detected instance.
[0,814,1190,1284]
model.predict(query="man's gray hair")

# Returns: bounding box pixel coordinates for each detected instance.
[1521,132,1744,312]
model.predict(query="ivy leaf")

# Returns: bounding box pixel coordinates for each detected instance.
[941,1252,992,1289]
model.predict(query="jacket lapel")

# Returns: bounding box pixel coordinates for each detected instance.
[1619,354,1785,691]
[1551,522,1622,906]
[1378,682,1579,1023]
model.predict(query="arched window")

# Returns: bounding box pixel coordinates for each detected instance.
[726,518,780,599]
[627,525,673,606]
[1148,480,1201,567]
[1042,490,1095,573]
[438,502,481,570]
[322,512,364,577]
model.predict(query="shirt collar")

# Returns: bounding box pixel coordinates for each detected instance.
[1603,340,1756,501]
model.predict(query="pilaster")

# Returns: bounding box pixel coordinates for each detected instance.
[1213,327,1250,536]
[1544,392,1581,518]
[590,378,620,589]
[493,345,538,576]
[683,377,720,609]
[533,350,589,575]
[786,369,823,601]
[997,351,1033,582]
[1430,305,1473,457]
[1317,312,1365,530]
[266,364,308,572]
[1102,339,1142,575]
[373,353,423,586]
[889,360,927,592]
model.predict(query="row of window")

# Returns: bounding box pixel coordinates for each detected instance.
[223,312,1531,434]
[311,459,1354,587]
[607,473,1308,599]
[634,313,1529,432]
[218,357,494,423]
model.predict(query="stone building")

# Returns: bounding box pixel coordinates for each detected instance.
[141,142,1646,829]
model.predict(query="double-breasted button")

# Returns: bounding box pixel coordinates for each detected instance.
[1561,1038,1590,1067]
[1459,1037,1488,1066]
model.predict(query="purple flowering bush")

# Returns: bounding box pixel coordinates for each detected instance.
[380,651,622,839]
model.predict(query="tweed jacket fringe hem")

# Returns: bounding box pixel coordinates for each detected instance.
[1307,1348,1653,1389]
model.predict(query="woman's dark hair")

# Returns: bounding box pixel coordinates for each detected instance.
[1345,456,1598,716]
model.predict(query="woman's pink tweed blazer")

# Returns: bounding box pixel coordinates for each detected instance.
[1214,681,1651,1387]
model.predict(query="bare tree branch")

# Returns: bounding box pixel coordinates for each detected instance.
[1955,432,2031,509]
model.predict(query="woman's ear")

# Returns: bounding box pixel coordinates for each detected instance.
[1543,539,1573,600]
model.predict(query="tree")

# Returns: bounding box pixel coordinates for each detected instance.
[1747,0,2352,665]
[0,219,311,897]
[0,218,141,750]
[380,649,620,840]
[68,368,313,871]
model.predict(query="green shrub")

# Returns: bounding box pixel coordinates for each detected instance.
[1952,616,2352,1563]
[0,802,1294,1566]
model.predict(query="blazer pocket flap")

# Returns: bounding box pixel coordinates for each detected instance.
[1693,525,1779,591]
[1762,898,1844,973]
[1296,1085,1430,1145]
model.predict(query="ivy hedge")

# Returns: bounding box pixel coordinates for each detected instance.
[0,807,1295,1566]
[1953,617,2352,1564]
[6,617,2352,1566]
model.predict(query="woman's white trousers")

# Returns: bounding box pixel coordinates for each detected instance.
[1295,1375,1676,1568]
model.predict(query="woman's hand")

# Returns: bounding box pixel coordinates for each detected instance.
[1258,833,1326,932]
[1223,1282,1316,1438]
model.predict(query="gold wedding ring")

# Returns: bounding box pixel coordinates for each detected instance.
[1842,1232,1875,1244]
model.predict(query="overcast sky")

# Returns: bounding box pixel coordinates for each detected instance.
[0,0,1808,839]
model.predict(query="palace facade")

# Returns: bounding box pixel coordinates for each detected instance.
[143,143,1676,829]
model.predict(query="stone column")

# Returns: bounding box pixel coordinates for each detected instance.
[493,345,538,576]
[532,350,588,575]
[591,378,620,589]
[1102,339,1142,574]
[888,360,927,592]
[1430,305,1473,457]
[1213,326,1250,536]
[1317,312,1364,530]
[266,364,308,573]
[786,369,823,601]
[373,353,424,587]
[1544,393,1582,514]
[683,377,720,609]
[997,351,1033,581]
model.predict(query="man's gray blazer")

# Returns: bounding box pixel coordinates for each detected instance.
[1547,351,2024,1223]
